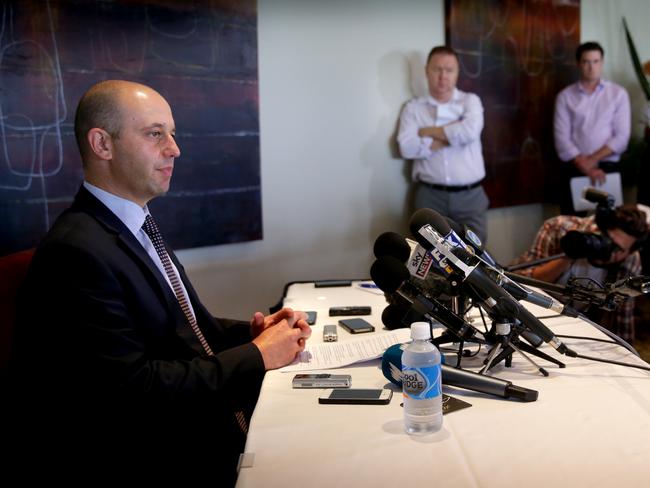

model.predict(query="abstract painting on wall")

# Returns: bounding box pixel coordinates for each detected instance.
[446,0,580,207]
[0,0,261,255]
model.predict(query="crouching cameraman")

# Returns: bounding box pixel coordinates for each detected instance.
[513,205,647,342]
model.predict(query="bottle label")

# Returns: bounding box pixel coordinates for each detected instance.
[402,365,441,400]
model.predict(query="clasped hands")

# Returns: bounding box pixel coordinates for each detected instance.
[251,308,311,370]
[574,154,606,185]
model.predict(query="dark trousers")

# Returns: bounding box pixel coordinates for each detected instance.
[414,183,489,244]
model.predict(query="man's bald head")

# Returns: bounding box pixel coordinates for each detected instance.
[74,80,158,165]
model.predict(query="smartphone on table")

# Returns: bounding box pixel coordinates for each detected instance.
[338,318,374,334]
[318,388,392,405]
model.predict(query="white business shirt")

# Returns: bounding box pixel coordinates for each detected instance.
[83,181,197,319]
[397,88,486,186]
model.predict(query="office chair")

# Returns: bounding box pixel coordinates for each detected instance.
[0,249,34,380]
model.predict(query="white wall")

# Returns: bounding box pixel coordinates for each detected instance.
[178,0,650,320]
[178,0,443,319]
[582,0,650,138]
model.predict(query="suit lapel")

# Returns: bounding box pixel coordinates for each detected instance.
[71,187,206,353]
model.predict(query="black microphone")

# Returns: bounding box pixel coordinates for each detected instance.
[374,230,455,296]
[583,187,615,207]
[444,216,577,316]
[410,214,544,347]
[500,277,579,318]
[373,231,411,262]
[381,303,410,329]
[381,303,428,330]
[445,217,500,269]
[441,363,537,401]
[409,208,575,356]
[370,256,483,342]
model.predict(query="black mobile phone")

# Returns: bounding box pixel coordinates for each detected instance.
[338,318,374,334]
[305,311,317,325]
[314,280,352,288]
[329,306,371,316]
[318,388,392,405]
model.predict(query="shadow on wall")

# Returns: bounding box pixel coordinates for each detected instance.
[363,50,425,250]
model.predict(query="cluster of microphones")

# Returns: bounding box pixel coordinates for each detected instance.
[371,208,650,402]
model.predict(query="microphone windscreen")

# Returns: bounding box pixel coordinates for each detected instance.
[370,257,410,293]
[381,304,410,330]
[582,187,612,205]
[409,208,451,237]
[382,343,406,386]
[373,232,410,262]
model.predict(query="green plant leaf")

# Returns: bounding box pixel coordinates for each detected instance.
[623,17,650,100]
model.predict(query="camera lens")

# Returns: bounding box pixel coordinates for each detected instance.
[560,231,613,261]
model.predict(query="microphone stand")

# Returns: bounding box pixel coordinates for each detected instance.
[479,314,565,376]
[430,281,485,370]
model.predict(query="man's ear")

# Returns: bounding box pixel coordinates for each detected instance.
[87,128,113,160]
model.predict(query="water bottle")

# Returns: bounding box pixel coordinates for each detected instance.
[402,322,442,434]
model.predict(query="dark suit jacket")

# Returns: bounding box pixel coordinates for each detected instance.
[9,186,264,481]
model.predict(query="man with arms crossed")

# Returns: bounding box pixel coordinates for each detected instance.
[398,45,489,243]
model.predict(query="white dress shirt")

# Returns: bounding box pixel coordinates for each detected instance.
[83,181,197,319]
[397,88,486,185]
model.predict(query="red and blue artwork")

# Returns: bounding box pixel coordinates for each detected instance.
[446,0,580,207]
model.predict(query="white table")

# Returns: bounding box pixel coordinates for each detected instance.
[236,281,650,488]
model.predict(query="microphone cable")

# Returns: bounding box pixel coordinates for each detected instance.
[555,334,626,347]
[574,312,640,357]
[455,261,650,372]
[534,312,650,372]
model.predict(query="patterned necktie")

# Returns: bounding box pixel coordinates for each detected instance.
[142,214,214,356]
[142,214,248,433]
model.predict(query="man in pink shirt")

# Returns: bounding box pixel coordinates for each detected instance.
[554,41,631,212]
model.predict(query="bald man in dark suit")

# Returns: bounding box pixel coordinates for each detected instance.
[9,80,311,484]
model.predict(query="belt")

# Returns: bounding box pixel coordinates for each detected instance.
[420,180,483,192]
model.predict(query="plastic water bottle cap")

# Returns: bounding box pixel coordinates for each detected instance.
[410,322,430,340]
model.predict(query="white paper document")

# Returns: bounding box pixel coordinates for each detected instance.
[279,328,411,372]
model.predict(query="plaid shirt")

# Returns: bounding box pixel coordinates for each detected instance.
[513,215,641,341]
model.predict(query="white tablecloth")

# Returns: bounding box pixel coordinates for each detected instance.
[236,282,650,488]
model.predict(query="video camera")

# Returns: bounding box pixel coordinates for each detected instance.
[560,231,614,261]
[559,188,617,262]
